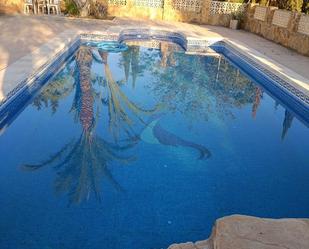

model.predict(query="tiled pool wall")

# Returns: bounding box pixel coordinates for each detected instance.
[1,30,308,130]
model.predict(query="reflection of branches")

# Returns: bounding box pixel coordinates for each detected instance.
[146,51,256,122]
[22,46,137,205]
[22,133,136,205]
[160,42,176,68]
[98,50,161,142]
[32,62,75,113]
[119,46,143,88]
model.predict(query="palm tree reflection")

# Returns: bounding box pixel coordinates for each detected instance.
[97,49,160,143]
[252,87,263,119]
[281,109,294,140]
[22,47,140,205]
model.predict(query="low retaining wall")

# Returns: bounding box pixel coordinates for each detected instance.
[244,5,309,56]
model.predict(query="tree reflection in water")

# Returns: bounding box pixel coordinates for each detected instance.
[32,62,75,114]
[22,41,295,204]
[281,110,294,140]
[21,46,157,205]
[96,49,160,143]
[144,45,258,122]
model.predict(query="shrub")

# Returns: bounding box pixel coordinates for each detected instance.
[275,0,304,12]
[90,0,108,19]
[287,0,303,12]
[64,0,80,16]
[302,0,309,13]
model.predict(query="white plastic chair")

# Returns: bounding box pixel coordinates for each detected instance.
[38,0,48,14]
[47,0,61,15]
[24,0,37,14]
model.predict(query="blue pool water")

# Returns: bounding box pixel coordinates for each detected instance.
[0,41,308,249]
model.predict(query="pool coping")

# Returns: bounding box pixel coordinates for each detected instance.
[0,28,308,112]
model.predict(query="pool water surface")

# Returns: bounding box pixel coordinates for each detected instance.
[0,41,308,249]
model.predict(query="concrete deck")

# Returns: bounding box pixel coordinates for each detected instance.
[0,14,309,102]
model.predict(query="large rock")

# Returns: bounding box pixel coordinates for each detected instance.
[168,215,309,249]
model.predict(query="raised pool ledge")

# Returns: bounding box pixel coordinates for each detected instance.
[168,215,309,249]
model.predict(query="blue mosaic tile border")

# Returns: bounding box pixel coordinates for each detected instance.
[80,33,119,42]
[82,30,216,53]
[0,38,80,116]
[119,29,187,50]
[81,29,188,50]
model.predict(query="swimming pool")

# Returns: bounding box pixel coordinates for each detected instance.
[0,37,308,249]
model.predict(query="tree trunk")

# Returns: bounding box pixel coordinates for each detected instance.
[72,0,92,17]
[76,47,94,132]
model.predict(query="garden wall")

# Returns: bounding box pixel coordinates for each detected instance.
[1,0,246,28]
[0,0,23,14]
[244,5,309,56]
[107,0,246,26]
[0,0,245,27]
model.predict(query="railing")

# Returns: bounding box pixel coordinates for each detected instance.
[133,0,163,8]
[169,0,202,12]
[108,0,126,6]
[106,0,248,24]
[210,1,246,15]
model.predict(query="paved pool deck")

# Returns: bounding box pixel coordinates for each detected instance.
[0,14,309,102]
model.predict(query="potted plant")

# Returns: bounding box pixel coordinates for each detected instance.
[229,11,244,30]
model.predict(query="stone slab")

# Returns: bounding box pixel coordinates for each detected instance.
[168,215,309,249]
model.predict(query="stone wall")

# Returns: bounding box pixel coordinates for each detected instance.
[0,0,244,28]
[207,14,232,27]
[208,1,247,27]
[108,0,246,25]
[244,5,309,56]
[108,0,213,23]
[108,0,163,20]
[0,0,23,14]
